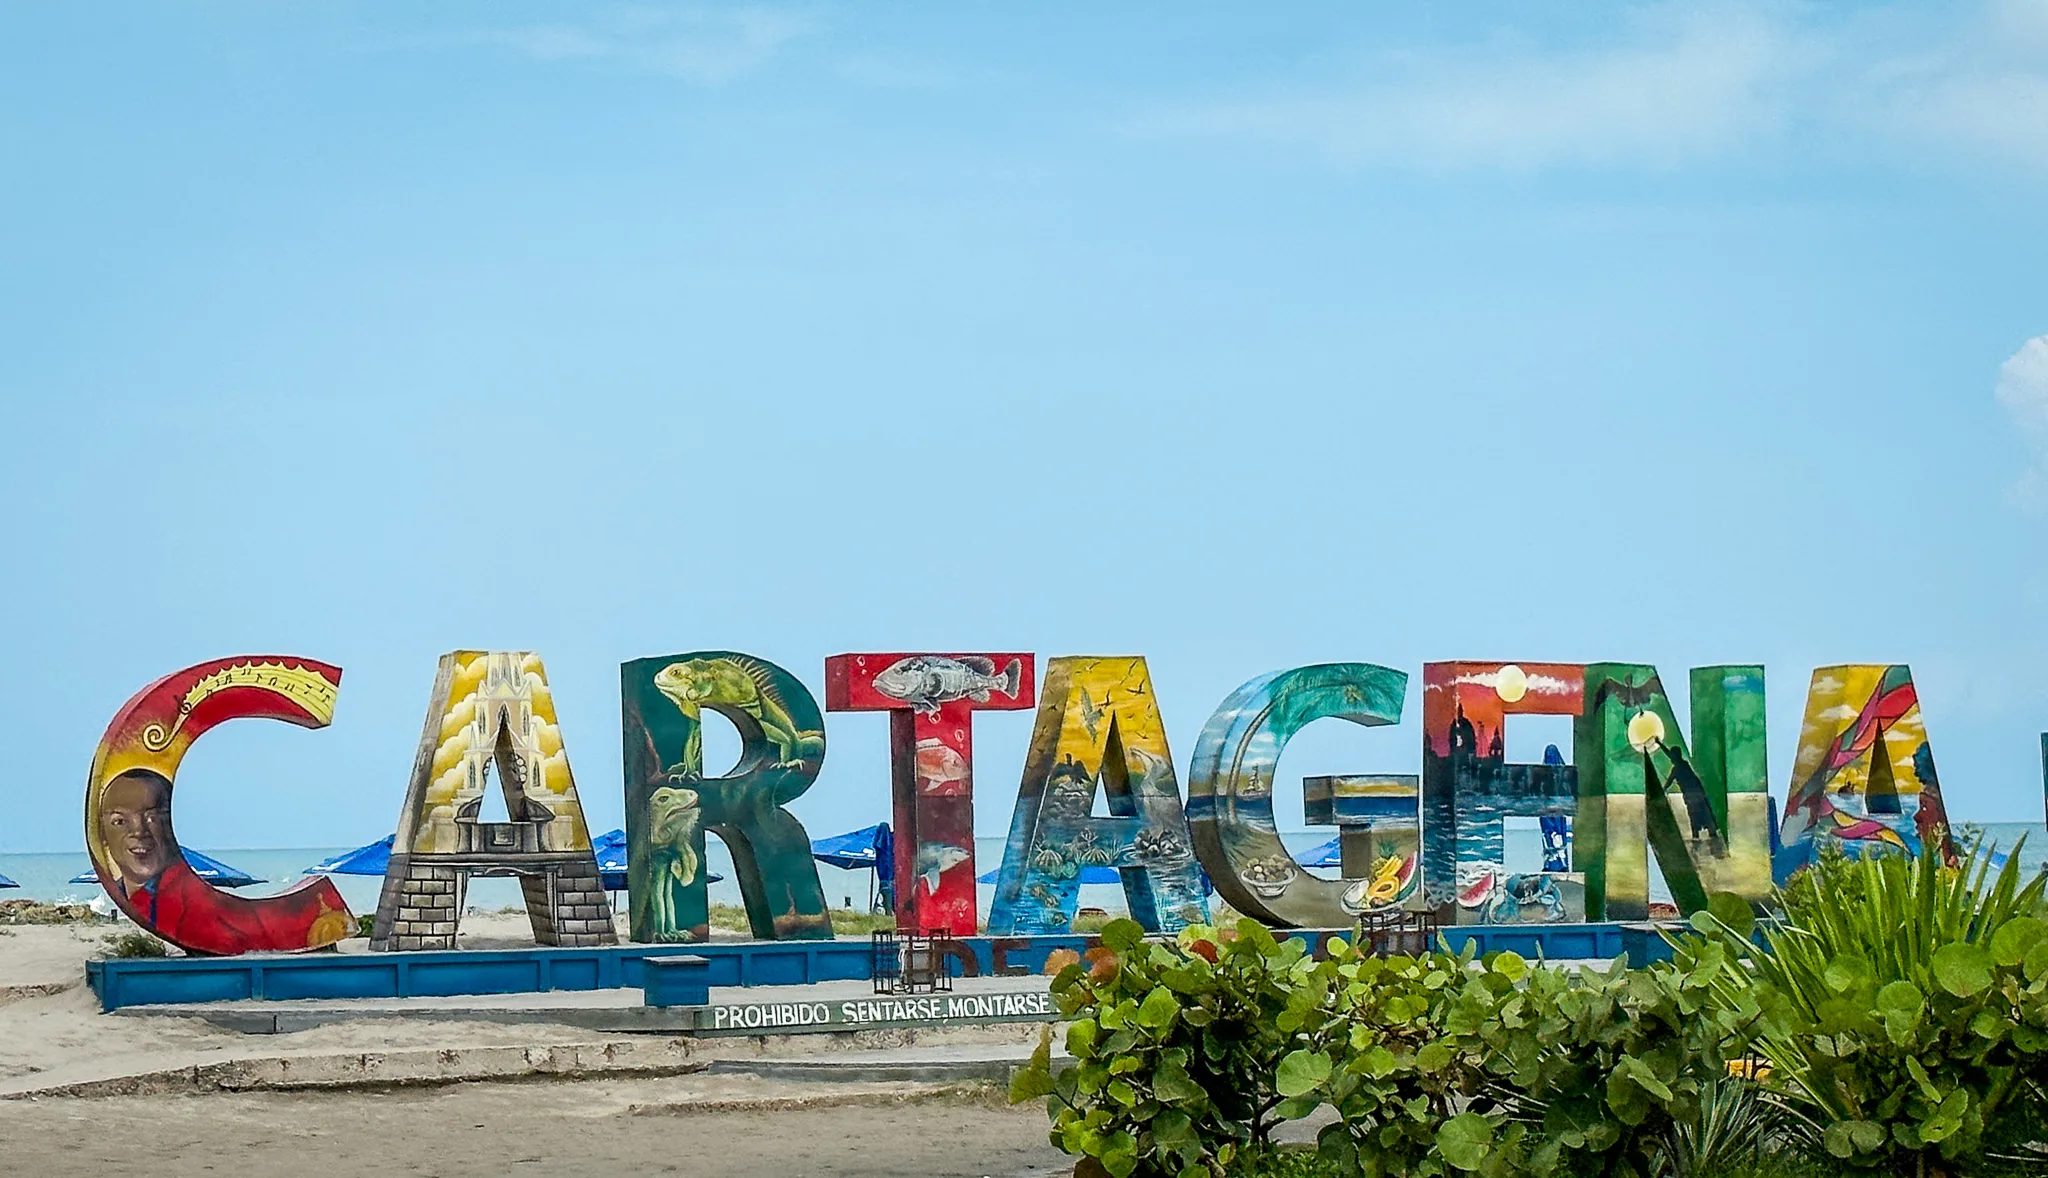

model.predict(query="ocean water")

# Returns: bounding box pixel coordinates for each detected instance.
[8,824,2042,920]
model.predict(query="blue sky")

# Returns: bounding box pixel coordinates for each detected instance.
[3,2,2047,854]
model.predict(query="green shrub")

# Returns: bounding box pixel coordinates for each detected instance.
[1693,841,2048,1175]
[1012,916,1765,1178]
[1016,851,2048,1178]
[1311,944,1508,1177]
[1012,917,1349,1177]
[100,930,169,958]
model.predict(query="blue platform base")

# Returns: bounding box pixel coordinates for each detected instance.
[640,955,711,1007]
[85,923,1660,1012]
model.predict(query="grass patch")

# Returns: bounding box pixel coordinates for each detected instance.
[707,903,897,936]
[707,902,753,932]
[828,908,896,935]
[98,931,169,958]
[0,900,104,925]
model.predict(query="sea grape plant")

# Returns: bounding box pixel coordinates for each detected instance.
[1010,916,1351,1178]
[1692,841,2048,1175]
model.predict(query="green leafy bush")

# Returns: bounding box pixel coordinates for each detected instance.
[1011,917,1348,1177]
[1693,842,2048,1175]
[1311,943,1511,1177]
[1013,916,1772,1178]
[1016,850,2048,1178]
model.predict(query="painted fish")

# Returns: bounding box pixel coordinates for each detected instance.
[874,656,1022,716]
[914,843,972,893]
[914,738,970,791]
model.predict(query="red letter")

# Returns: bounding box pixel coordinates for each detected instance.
[825,653,1035,936]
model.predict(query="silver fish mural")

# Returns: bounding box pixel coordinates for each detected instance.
[873,656,1022,716]
[914,842,973,893]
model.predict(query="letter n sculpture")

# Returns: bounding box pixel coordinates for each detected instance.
[1574,664,1771,919]
[372,651,614,951]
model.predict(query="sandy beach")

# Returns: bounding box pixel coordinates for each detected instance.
[0,912,1071,1176]
[0,1077,1067,1177]
[0,912,1029,1094]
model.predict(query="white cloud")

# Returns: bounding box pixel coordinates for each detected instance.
[1839,0,2048,169]
[1998,333,2048,510]
[483,7,814,84]
[1127,6,1802,171]
[1128,1,2048,174]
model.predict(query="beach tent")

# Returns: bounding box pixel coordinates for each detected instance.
[70,849,264,888]
[811,823,893,911]
[305,835,393,876]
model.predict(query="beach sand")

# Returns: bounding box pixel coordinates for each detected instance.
[0,1075,1068,1177]
[0,912,819,1093]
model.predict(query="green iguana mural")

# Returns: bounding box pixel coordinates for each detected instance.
[643,785,702,940]
[622,651,832,944]
[653,657,825,771]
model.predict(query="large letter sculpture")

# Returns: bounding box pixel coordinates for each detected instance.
[373,651,613,951]
[824,652,1035,936]
[987,656,1208,935]
[1776,664,1952,878]
[1422,662,1586,924]
[621,651,831,942]
[1187,663,1415,928]
[1574,664,1771,920]
[85,657,354,955]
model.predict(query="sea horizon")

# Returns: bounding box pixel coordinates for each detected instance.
[12,823,2045,914]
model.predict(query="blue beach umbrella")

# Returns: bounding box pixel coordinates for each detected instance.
[813,823,893,909]
[71,848,265,888]
[811,823,892,869]
[306,835,394,876]
[593,828,629,891]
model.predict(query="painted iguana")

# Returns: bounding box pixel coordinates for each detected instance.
[645,785,701,940]
[652,657,825,772]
